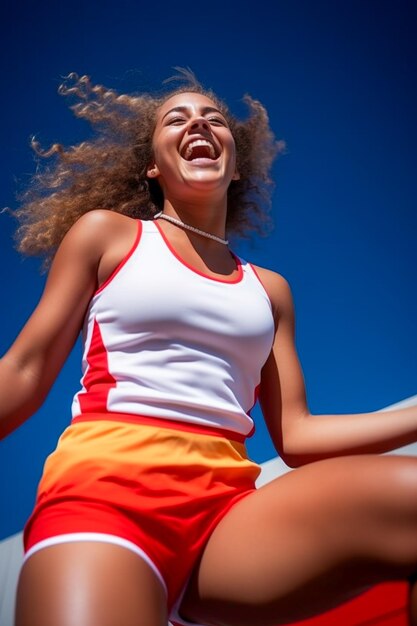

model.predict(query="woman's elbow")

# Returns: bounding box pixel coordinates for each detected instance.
[276,420,318,468]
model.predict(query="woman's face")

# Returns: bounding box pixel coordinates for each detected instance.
[147,92,239,200]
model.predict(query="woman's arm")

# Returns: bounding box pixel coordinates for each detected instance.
[0,210,135,439]
[256,268,417,467]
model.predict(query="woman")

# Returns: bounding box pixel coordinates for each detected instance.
[1,70,417,626]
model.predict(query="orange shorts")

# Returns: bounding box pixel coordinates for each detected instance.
[24,415,260,615]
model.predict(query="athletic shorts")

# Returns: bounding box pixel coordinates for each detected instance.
[23,414,260,621]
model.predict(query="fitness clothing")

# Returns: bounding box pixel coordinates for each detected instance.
[24,218,275,622]
[71,219,275,437]
[23,418,260,612]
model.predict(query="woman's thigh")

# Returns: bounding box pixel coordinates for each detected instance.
[180,454,417,626]
[16,541,167,626]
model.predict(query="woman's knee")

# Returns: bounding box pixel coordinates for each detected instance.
[352,455,417,525]
[302,454,417,513]
[253,454,417,566]
[306,455,417,567]
[367,456,417,564]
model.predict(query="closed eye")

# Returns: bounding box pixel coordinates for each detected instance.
[166,116,187,126]
[164,114,228,127]
[207,116,228,126]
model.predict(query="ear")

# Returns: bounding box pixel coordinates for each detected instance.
[146,163,160,178]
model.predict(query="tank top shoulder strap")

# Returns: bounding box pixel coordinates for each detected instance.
[239,258,273,309]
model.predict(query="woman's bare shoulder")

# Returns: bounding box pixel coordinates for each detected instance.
[59,210,137,258]
[61,210,140,285]
[69,209,137,238]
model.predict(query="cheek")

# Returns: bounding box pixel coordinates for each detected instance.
[153,132,179,164]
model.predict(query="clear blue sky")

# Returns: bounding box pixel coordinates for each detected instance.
[1,0,416,539]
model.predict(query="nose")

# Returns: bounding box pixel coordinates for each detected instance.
[189,117,210,133]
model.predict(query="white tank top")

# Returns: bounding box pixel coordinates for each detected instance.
[71,219,275,437]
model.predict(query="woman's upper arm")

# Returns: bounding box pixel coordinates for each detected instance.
[5,211,109,384]
[0,210,138,437]
[255,268,310,460]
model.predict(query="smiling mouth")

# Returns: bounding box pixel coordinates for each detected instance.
[182,139,218,161]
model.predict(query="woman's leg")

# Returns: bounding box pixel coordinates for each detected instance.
[180,454,417,626]
[15,541,167,626]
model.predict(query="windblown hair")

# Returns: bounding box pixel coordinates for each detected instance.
[14,68,283,265]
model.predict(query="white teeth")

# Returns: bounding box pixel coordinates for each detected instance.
[184,139,216,160]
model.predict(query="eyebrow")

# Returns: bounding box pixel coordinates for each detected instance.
[161,105,224,121]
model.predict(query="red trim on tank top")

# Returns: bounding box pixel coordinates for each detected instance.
[71,412,250,443]
[77,320,117,413]
[94,220,143,296]
[246,383,259,437]
[248,263,274,310]
[153,219,243,284]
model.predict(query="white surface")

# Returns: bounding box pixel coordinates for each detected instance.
[0,533,23,626]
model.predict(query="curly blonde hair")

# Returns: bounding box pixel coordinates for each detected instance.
[14,68,283,264]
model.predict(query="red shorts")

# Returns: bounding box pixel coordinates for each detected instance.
[24,415,260,616]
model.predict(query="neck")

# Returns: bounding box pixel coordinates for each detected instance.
[154,211,229,246]
[159,201,227,240]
